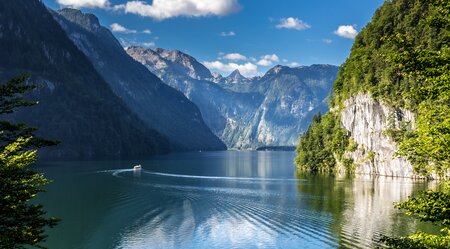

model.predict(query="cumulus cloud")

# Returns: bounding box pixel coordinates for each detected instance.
[220,53,247,61]
[57,0,110,8]
[334,25,358,39]
[288,62,300,67]
[276,17,311,30]
[110,23,137,33]
[256,59,272,66]
[261,54,279,62]
[256,54,279,66]
[219,31,236,36]
[203,61,258,77]
[115,0,241,20]
[110,23,152,34]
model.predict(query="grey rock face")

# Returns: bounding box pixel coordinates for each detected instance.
[154,48,213,80]
[128,47,338,149]
[338,93,419,178]
[53,9,226,151]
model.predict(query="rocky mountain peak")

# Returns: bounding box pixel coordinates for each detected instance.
[56,8,101,32]
[212,72,223,79]
[147,48,212,80]
[126,46,168,71]
[265,65,288,76]
[225,69,249,84]
[228,69,242,78]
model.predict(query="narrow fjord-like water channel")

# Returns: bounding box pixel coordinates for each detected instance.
[36,151,435,249]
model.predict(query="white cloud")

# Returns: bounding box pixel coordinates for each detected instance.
[110,23,137,33]
[261,54,279,62]
[288,62,300,67]
[334,25,358,39]
[257,59,272,66]
[57,0,110,8]
[323,39,333,44]
[256,54,279,67]
[110,23,152,34]
[220,53,247,61]
[276,17,311,30]
[116,0,241,20]
[142,42,156,47]
[220,31,236,36]
[203,61,258,77]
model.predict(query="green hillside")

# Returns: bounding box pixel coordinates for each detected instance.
[296,0,450,246]
[296,0,450,175]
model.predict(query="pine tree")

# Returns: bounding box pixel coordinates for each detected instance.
[0,74,59,248]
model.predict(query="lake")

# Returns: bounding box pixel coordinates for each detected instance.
[35,151,434,249]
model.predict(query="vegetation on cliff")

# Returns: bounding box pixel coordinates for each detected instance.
[296,0,449,173]
[295,113,351,173]
[296,0,450,247]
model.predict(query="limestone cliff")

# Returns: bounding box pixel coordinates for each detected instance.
[295,0,447,179]
[336,94,417,178]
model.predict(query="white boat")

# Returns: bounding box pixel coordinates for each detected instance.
[133,165,142,171]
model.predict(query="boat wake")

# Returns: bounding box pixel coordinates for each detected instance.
[99,168,301,182]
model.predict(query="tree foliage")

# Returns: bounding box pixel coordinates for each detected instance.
[0,74,58,149]
[0,75,58,248]
[381,186,450,248]
[295,113,350,173]
[295,0,450,247]
[380,0,450,247]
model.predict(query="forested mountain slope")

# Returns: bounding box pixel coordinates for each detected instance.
[0,0,171,159]
[53,8,226,152]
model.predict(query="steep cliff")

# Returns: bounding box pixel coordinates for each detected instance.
[296,0,449,178]
[338,94,416,177]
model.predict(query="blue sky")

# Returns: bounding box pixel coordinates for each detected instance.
[43,0,385,77]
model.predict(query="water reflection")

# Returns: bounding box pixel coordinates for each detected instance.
[297,173,435,248]
[35,152,434,249]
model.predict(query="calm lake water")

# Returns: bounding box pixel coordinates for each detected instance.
[35,151,434,249]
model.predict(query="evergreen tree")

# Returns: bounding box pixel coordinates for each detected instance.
[0,74,58,248]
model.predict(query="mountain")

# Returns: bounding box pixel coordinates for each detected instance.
[295,0,449,178]
[224,69,251,84]
[210,69,253,85]
[153,48,213,80]
[210,72,223,84]
[244,64,338,146]
[127,47,338,149]
[53,8,226,151]
[126,46,264,148]
[0,0,170,159]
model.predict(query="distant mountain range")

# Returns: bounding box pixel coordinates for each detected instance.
[127,47,338,149]
[0,1,338,158]
[53,8,225,152]
[0,1,224,159]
